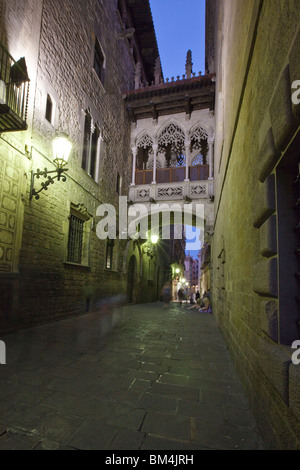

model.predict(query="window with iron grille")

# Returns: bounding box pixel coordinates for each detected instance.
[66,205,92,267]
[67,214,85,264]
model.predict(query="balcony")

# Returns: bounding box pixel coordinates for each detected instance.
[129,165,213,204]
[135,165,209,185]
[0,43,30,133]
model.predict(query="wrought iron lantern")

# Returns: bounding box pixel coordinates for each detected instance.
[30,133,72,200]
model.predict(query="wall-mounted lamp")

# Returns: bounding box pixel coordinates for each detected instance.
[151,235,159,244]
[30,133,72,200]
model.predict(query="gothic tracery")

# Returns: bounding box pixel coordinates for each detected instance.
[136,133,153,149]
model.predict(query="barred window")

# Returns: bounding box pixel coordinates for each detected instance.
[67,214,84,264]
[66,204,92,267]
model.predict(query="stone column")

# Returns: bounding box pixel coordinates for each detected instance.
[152,144,158,184]
[131,147,137,185]
[208,136,215,180]
[184,140,191,181]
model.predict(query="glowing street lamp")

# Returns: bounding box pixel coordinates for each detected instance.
[30,133,72,200]
[151,234,159,244]
[52,133,72,168]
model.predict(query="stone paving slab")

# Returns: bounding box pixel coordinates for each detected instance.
[0,430,40,450]
[0,302,265,450]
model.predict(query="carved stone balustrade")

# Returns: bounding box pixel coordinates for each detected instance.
[129,178,214,204]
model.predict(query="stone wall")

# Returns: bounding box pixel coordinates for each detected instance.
[15,0,135,325]
[212,0,300,449]
[0,0,42,330]
[0,0,168,329]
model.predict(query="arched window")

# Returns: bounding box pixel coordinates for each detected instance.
[190,126,209,163]
[158,123,185,150]
[136,133,153,170]
[158,123,186,167]
[136,133,153,149]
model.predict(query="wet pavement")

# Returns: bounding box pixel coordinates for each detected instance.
[0,302,265,450]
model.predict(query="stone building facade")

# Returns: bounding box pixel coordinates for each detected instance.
[0,0,171,330]
[184,253,199,296]
[208,0,300,449]
[199,242,211,295]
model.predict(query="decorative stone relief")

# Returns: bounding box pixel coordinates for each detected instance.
[157,186,183,198]
[191,185,207,195]
[0,158,21,273]
[136,189,150,200]
[70,202,91,220]
[190,126,208,143]
[136,133,153,149]
[158,123,185,148]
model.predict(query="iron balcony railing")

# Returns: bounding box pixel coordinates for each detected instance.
[0,42,30,132]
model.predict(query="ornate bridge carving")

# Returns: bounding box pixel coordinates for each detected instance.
[130,180,213,204]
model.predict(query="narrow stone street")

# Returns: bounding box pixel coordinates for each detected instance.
[0,302,265,450]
